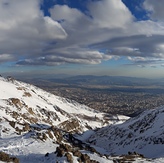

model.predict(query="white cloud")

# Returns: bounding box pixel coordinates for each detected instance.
[143,0,164,21]
[127,56,146,62]
[17,48,114,66]
[0,0,67,58]
[127,56,164,68]
[109,47,141,56]
[1,0,164,67]
[50,5,83,24]
[88,0,133,28]
[0,54,14,62]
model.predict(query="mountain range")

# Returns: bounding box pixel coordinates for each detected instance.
[19,75,164,87]
[0,76,163,163]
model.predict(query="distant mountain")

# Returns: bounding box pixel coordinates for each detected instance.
[20,75,164,87]
[45,75,151,86]
[87,106,164,158]
[65,75,148,84]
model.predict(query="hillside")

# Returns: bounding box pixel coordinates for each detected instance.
[0,76,164,162]
[0,76,128,162]
[0,76,128,134]
[88,106,164,158]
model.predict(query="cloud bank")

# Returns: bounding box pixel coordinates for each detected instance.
[0,0,164,68]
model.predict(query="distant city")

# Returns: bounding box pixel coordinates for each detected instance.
[21,75,164,116]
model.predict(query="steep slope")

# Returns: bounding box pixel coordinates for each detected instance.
[88,106,164,158]
[0,76,130,162]
[0,76,128,136]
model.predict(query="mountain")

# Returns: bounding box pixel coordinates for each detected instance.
[0,76,128,163]
[0,76,128,134]
[23,75,164,87]
[87,106,164,158]
[0,76,164,163]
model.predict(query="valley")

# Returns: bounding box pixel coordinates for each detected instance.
[25,75,164,116]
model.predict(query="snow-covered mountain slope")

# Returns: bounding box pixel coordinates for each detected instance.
[0,76,128,136]
[0,76,131,163]
[88,106,164,159]
[2,76,164,162]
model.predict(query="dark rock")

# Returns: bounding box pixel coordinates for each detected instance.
[81,154,90,163]
[45,153,49,157]
[65,152,73,163]
[55,146,65,157]
[73,150,82,157]
[10,157,20,163]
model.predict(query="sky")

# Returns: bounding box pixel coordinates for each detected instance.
[0,0,164,79]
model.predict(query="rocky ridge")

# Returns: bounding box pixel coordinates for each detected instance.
[87,105,164,158]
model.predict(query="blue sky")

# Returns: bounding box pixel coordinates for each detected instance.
[0,0,164,78]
